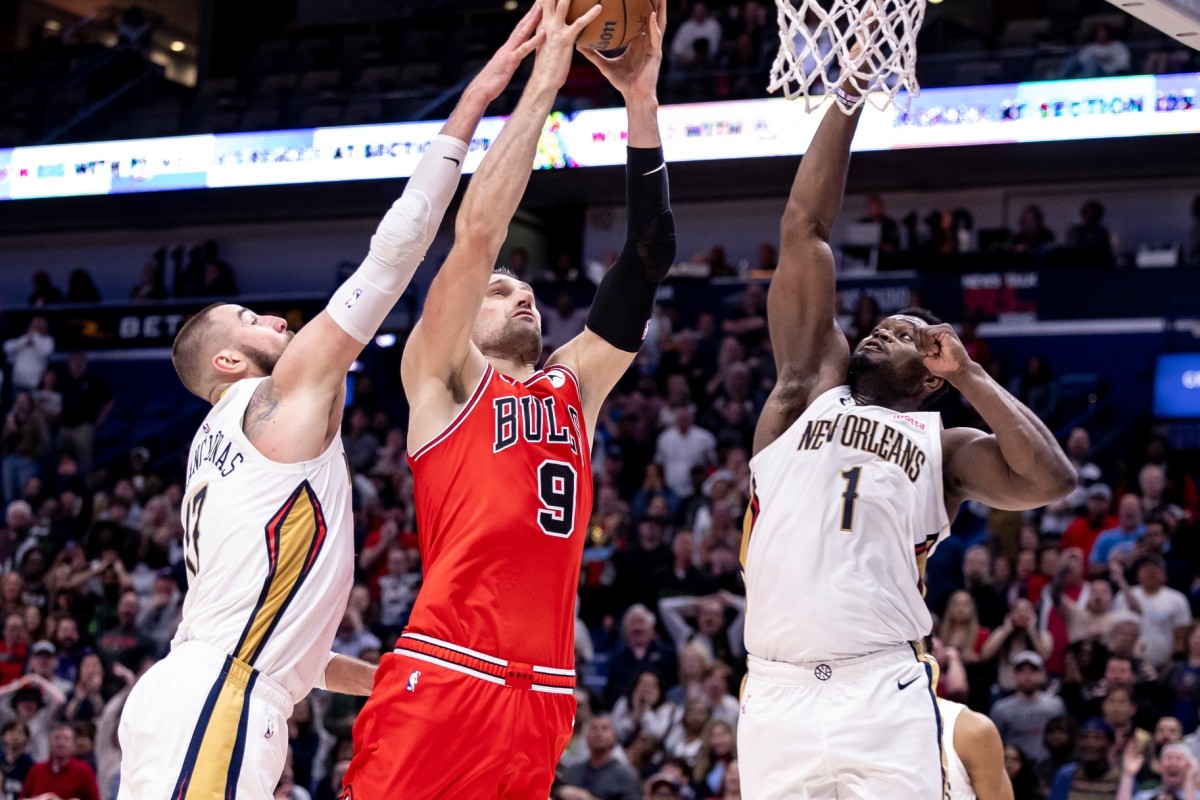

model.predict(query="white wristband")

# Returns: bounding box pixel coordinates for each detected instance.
[327,134,469,343]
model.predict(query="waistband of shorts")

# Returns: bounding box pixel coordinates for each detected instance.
[171,640,293,713]
[394,632,575,694]
[747,644,919,685]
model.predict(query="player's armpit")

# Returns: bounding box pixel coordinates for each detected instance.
[957,709,1014,800]
[548,328,636,436]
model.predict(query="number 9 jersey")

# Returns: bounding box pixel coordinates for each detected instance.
[405,363,593,670]
[742,385,951,663]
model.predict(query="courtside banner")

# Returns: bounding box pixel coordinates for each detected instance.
[1,71,1196,201]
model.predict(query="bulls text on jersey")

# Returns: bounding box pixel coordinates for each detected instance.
[493,395,583,455]
[796,412,928,482]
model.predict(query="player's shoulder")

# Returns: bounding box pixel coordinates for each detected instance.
[954,705,1003,755]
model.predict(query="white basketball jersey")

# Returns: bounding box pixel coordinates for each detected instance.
[172,377,354,702]
[938,698,976,800]
[743,385,950,662]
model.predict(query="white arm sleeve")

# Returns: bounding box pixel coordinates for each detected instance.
[327,134,469,343]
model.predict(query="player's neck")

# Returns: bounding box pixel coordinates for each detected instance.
[850,388,923,413]
[485,356,537,383]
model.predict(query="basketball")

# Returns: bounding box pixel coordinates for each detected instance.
[567,0,653,51]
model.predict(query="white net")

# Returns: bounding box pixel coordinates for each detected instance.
[769,0,926,113]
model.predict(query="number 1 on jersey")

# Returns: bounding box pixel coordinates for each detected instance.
[839,466,862,532]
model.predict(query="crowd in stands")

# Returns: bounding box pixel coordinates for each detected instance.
[3,0,1199,149]
[0,236,1192,799]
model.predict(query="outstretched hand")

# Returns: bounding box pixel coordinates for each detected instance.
[578,0,666,102]
[469,4,546,103]
[915,324,971,381]
[531,0,604,89]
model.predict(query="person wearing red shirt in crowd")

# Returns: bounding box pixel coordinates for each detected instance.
[1061,483,1117,563]
[0,614,27,687]
[1041,547,1089,675]
[21,723,98,800]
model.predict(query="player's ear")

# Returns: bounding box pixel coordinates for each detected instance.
[212,349,247,381]
[921,373,944,397]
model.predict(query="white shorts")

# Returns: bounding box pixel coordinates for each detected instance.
[738,645,947,800]
[117,641,293,800]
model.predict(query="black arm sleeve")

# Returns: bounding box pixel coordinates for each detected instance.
[585,145,677,352]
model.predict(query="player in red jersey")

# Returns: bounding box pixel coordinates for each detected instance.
[342,0,674,797]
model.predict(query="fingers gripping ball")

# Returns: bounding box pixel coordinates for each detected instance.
[567,0,653,51]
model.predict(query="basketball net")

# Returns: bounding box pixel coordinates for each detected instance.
[769,0,926,113]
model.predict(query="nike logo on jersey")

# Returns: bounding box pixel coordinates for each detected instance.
[897,676,920,691]
[443,156,461,166]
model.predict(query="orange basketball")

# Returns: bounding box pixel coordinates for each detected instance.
[567,0,654,51]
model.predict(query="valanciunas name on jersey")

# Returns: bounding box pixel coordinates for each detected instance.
[796,412,928,482]
[189,427,246,481]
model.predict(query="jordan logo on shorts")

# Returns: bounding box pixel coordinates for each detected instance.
[407,670,421,692]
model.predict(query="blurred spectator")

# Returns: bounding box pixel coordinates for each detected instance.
[692,720,736,797]
[3,319,54,395]
[1061,484,1117,564]
[0,720,31,800]
[1008,356,1059,423]
[95,590,152,670]
[1066,200,1115,265]
[981,599,1053,693]
[1042,429,1104,537]
[1139,463,1182,525]
[664,699,710,765]
[670,3,722,71]
[754,243,777,272]
[19,722,97,800]
[64,270,100,305]
[0,673,64,763]
[1101,687,1153,766]
[859,194,902,254]
[1117,741,1197,800]
[989,651,1067,763]
[130,262,168,302]
[612,671,675,746]
[1048,718,1121,799]
[1013,205,1055,254]
[342,408,378,475]
[555,714,641,800]
[655,408,717,500]
[653,531,710,598]
[720,285,767,350]
[699,663,739,728]
[2,394,47,505]
[658,593,745,668]
[1090,495,1146,574]
[57,354,113,486]
[1058,24,1132,78]
[27,273,62,308]
[33,370,62,432]
[939,590,989,665]
[117,6,153,52]
[1163,623,1200,733]
[1004,744,1040,799]
[606,605,677,707]
[644,771,686,800]
[961,546,1008,630]
[1112,554,1192,669]
[544,292,590,351]
[330,609,380,660]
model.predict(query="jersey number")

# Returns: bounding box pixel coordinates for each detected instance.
[183,484,208,580]
[839,466,862,532]
[537,460,577,538]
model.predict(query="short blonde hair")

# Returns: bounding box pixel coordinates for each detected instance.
[171,302,227,398]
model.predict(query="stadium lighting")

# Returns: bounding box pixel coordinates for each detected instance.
[170,41,186,52]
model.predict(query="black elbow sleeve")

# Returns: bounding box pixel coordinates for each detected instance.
[585,146,677,352]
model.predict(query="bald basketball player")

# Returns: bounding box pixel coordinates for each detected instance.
[939,698,1013,800]
[116,27,538,800]
[735,27,1076,800]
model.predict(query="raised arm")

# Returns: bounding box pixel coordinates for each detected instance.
[752,100,859,455]
[402,0,600,433]
[264,10,545,442]
[923,326,1076,514]
[550,0,676,435]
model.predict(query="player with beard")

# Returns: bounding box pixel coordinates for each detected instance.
[115,23,541,799]
[342,0,675,796]
[735,77,1077,800]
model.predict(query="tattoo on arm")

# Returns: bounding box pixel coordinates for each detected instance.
[243,379,282,438]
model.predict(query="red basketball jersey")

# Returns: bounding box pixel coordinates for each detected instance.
[406,363,593,669]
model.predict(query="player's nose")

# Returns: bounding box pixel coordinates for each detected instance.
[269,317,288,334]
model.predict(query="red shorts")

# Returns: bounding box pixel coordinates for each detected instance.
[343,641,576,799]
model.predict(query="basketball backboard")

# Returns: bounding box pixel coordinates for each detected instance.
[1106,0,1200,49]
